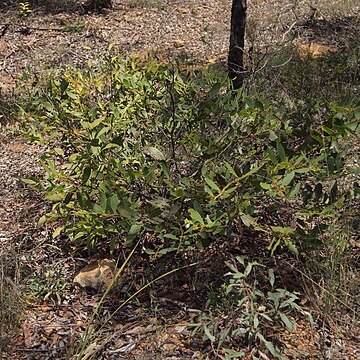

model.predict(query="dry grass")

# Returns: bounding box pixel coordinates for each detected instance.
[0,253,23,356]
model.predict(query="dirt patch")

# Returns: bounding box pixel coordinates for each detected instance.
[0,73,16,93]
[0,1,231,80]
[0,135,45,249]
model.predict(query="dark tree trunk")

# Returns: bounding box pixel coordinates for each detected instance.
[228,0,247,89]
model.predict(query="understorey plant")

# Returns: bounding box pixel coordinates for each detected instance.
[19,55,359,257]
[190,256,314,359]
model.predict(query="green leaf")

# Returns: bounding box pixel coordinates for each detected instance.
[259,313,273,322]
[345,121,360,131]
[37,215,48,227]
[221,186,237,199]
[322,126,336,136]
[354,106,360,120]
[118,206,135,219]
[328,156,335,173]
[209,82,221,97]
[282,171,295,186]
[260,182,271,190]
[285,239,299,255]
[52,226,64,238]
[88,117,104,129]
[82,167,91,184]
[98,126,112,138]
[204,326,215,342]
[267,148,278,165]
[235,256,245,266]
[189,209,204,224]
[64,190,73,204]
[224,162,238,177]
[289,182,300,198]
[163,233,178,240]
[222,349,246,358]
[144,248,155,255]
[66,90,77,99]
[93,204,104,213]
[269,130,278,141]
[269,238,281,255]
[148,197,169,209]
[43,102,54,112]
[22,178,39,186]
[268,269,275,287]
[54,147,65,156]
[257,334,278,357]
[59,79,69,93]
[295,167,310,174]
[129,224,142,235]
[204,177,220,192]
[239,164,263,180]
[240,213,257,227]
[279,313,295,330]
[253,314,259,329]
[108,194,119,213]
[276,141,286,161]
[244,262,253,276]
[45,192,65,201]
[158,247,177,255]
[271,226,294,235]
[100,191,107,211]
[145,146,166,160]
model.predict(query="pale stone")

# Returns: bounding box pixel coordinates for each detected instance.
[174,39,186,48]
[73,259,116,293]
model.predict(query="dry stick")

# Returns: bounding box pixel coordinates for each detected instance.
[0,24,9,37]
[15,348,52,353]
[0,23,112,33]
[281,20,300,42]
[0,23,63,32]
[271,56,293,68]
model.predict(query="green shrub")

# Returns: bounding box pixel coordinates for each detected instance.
[19,55,359,255]
[190,256,313,359]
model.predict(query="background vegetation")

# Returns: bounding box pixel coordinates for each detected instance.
[0,0,359,358]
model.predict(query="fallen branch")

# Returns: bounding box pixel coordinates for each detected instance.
[0,24,10,37]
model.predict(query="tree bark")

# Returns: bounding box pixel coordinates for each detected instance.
[228,0,247,89]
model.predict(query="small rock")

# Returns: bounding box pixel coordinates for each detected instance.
[174,39,186,48]
[177,7,189,14]
[58,16,69,26]
[73,259,116,293]
[0,39,7,53]
[162,342,176,351]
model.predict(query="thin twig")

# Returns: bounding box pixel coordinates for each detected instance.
[14,348,53,353]
[0,24,9,37]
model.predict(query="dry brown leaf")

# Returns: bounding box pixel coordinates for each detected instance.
[298,43,338,58]
[22,322,32,347]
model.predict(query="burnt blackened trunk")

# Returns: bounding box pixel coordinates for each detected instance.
[228,0,247,89]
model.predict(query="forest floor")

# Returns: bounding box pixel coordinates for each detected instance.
[0,0,359,359]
